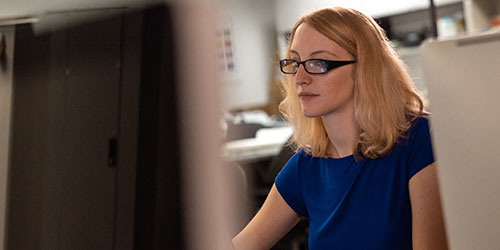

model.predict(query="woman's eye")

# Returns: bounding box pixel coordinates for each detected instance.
[308,61,322,67]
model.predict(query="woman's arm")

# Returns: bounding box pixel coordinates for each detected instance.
[409,162,449,250]
[232,184,301,250]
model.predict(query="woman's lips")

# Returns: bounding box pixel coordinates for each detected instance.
[299,92,319,101]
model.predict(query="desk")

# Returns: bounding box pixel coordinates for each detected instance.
[222,126,293,162]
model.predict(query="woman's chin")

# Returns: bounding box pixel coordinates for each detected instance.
[302,110,320,118]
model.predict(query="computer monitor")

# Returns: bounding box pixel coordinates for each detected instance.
[421,32,500,249]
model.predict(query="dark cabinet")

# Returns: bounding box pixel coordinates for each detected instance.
[5,5,185,249]
[8,13,125,250]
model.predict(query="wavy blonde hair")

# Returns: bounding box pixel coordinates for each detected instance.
[279,7,425,159]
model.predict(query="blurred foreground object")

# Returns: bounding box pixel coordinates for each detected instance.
[421,31,500,250]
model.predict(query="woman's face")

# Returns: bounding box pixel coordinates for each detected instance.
[289,23,356,118]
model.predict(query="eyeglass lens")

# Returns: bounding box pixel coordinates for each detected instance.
[281,60,327,74]
[280,59,327,74]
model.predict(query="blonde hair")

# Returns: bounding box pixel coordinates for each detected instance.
[279,7,425,159]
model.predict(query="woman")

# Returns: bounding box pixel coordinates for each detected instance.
[232,7,448,250]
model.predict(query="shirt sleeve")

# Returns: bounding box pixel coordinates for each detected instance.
[274,151,308,217]
[407,117,436,180]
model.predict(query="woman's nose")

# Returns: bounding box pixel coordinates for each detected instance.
[295,65,311,86]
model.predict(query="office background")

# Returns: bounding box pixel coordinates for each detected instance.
[0,0,499,249]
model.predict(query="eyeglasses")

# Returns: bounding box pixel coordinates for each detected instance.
[279,59,356,74]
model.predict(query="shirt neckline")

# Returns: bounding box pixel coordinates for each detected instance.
[300,150,355,161]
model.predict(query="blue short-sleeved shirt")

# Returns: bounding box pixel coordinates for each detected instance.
[275,117,435,250]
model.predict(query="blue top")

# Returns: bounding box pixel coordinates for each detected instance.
[275,117,435,250]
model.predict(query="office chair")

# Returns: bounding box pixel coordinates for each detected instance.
[263,137,294,185]
[251,136,294,199]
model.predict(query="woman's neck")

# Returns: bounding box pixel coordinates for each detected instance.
[321,110,359,158]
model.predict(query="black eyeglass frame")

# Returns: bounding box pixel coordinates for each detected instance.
[279,59,356,75]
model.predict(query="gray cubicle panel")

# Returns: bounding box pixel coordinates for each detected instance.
[421,32,500,250]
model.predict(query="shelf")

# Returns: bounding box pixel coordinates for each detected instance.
[367,0,463,18]
[464,0,500,33]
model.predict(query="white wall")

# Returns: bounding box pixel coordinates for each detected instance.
[274,0,364,32]
[221,0,275,110]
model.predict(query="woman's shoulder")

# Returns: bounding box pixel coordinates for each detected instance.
[397,114,432,148]
[295,148,313,160]
[408,115,431,135]
[286,148,317,166]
